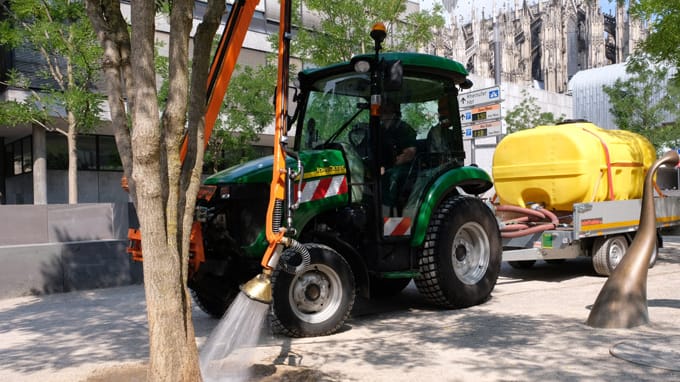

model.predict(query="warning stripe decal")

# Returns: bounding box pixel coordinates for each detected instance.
[296,175,348,204]
[384,217,412,236]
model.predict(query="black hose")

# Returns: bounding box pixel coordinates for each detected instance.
[281,239,311,274]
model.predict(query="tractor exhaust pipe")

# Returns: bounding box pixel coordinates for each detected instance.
[586,150,680,328]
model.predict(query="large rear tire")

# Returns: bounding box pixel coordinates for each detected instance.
[271,244,356,337]
[415,195,502,308]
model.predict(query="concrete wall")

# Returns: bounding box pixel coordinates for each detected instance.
[0,203,141,299]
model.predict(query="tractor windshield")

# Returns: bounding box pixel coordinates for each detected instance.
[299,70,461,155]
[300,73,371,150]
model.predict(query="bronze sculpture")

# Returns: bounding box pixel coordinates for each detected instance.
[586,150,679,328]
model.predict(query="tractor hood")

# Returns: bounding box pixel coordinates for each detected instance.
[203,149,348,185]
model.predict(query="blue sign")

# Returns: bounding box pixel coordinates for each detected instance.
[465,111,472,121]
[465,128,472,136]
[489,89,499,99]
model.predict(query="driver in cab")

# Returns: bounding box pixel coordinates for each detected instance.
[380,99,416,212]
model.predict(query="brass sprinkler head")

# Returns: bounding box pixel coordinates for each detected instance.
[240,269,273,304]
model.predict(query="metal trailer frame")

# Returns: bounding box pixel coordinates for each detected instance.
[501,196,680,262]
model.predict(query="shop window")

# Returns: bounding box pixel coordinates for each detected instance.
[5,137,32,176]
[46,133,122,171]
[77,135,97,170]
[46,133,67,169]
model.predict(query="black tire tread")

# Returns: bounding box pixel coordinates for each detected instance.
[414,195,501,308]
[270,243,355,338]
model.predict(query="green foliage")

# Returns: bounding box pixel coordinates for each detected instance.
[0,0,104,131]
[204,63,278,172]
[603,55,680,152]
[219,1,443,170]
[631,0,680,78]
[504,89,563,134]
[290,0,444,66]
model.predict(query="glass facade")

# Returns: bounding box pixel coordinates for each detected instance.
[5,133,123,176]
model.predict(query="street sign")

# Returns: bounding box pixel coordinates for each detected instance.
[459,86,502,139]
[460,104,501,125]
[459,86,501,108]
[463,120,502,139]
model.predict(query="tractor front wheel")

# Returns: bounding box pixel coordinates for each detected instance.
[415,195,502,308]
[271,243,356,337]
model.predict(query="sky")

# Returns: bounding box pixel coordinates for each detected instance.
[420,0,620,23]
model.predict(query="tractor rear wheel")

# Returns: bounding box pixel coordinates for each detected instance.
[415,195,502,308]
[271,243,356,337]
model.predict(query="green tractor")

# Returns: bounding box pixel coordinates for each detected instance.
[189,39,502,337]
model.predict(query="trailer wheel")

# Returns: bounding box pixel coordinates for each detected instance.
[592,235,628,276]
[592,234,659,276]
[415,195,502,308]
[271,244,355,337]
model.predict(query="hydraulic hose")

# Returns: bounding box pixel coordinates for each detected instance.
[280,238,312,274]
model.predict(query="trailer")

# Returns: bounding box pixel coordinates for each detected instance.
[499,193,680,275]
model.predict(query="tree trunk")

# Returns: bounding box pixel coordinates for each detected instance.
[32,124,47,205]
[86,0,225,380]
[130,2,200,381]
[67,112,78,204]
[84,0,136,204]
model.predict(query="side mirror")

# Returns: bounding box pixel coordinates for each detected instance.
[383,60,403,91]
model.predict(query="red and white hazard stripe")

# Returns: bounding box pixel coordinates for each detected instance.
[383,217,411,236]
[295,175,348,204]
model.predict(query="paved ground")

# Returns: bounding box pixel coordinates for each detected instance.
[2,237,680,381]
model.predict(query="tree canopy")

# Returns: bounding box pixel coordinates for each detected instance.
[603,56,680,152]
[504,89,563,134]
[291,0,444,66]
[208,0,445,171]
[0,0,103,203]
[631,0,680,79]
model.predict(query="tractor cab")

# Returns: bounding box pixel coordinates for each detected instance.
[294,52,472,242]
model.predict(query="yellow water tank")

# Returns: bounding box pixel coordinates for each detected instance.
[492,121,656,211]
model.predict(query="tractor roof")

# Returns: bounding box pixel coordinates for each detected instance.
[299,52,468,89]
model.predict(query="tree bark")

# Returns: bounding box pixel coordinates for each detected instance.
[67,111,78,204]
[32,124,47,205]
[85,0,136,204]
[85,0,226,380]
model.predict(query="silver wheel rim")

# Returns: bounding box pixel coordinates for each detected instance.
[451,221,490,285]
[288,264,342,323]
[608,237,627,269]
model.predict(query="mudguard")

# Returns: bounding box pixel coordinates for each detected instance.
[410,166,493,247]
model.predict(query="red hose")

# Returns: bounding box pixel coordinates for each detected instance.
[497,204,559,238]
[501,223,556,238]
[496,204,546,219]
